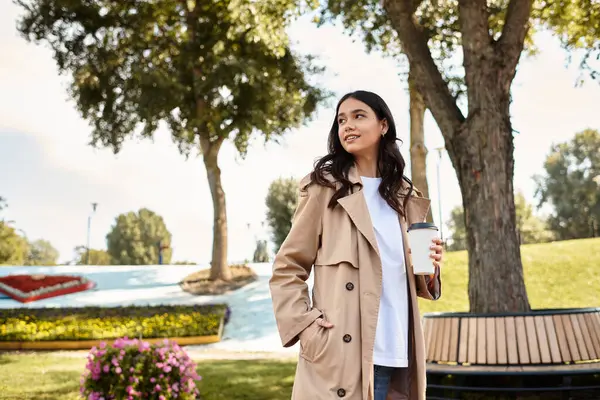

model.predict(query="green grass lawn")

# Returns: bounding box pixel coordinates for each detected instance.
[1,238,598,399]
[0,352,297,400]
[418,237,600,313]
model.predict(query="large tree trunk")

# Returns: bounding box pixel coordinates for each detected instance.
[201,136,232,281]
[452,94,530,313]
[408,67,433,223]
[384,0,533,312]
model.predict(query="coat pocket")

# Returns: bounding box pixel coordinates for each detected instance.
[299,321,329,363]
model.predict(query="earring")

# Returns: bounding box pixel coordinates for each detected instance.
[381,131,387,136]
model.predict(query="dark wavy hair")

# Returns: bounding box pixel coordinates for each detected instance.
[310,90,413,215]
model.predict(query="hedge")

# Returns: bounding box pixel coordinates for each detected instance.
[0,304,229,342]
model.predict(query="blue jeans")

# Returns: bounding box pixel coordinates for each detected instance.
[374,365,395,400]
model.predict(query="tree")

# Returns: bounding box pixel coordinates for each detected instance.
[73,245,112,265]
[320,0,600,312]
[15,0,328,281]
[26,239,59,266]
[265,177,299,253]
[0,223,28,265]
[514,193,555,245]
[253,239,270,263]
[535,129,600,240]
[0,197,28,265]
[448,192,553,251]
[446,206,467,252]
[408,69,433,223]
[106,208,172,265]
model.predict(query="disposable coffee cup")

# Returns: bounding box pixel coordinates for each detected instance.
[407,222,439,275]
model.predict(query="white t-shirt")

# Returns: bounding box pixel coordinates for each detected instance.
[361,176,409,368]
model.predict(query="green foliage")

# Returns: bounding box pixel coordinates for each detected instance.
[265,177,299,252]
[0,223,28,265]
[534,129,600,240]
[534,0,600,80]
[319,0,600,97]
[14,0,329,156]
[73,245,112,265]
[25,239,59,266]
[14,0,329,278]
[0,304,227,342]
[106,208,172,265]
[253,239,270,263]
[447,191,554,251]
[446,206,467,251]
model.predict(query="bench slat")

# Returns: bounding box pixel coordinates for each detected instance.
[505,317,519,364]
[543,315,562,363]
[458,317,469,364]
[440,317,452,361]
[534,316,551,363]
[587,312,600,358]
[578,313,598,360]
[448,317,460,362]
[570,313,590,360]
[486,318,496,364]
[433,317,446,361]
[477,317,486,364]
[496,317,507,364]
[427,317,438,362]
[424,318,434,361]
[525,316,541,363]
[562,314,581,361]
[553,314,573,362]
[467,317,477,364]
[515,316,530,364]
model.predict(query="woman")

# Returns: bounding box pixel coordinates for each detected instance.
[269,90,443,400]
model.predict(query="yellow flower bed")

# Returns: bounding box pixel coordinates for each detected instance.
[0,304,228,341]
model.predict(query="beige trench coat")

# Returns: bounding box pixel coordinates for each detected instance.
[269,165,442,400]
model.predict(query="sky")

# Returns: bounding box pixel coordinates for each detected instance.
[1,3,599,265]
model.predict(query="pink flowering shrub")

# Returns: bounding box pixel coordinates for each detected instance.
[80,337,201,399]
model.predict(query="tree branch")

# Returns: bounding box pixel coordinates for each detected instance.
[200,134,225,161]
[383,0,464,140]
[458,0,494,68]
[496,0,533,80]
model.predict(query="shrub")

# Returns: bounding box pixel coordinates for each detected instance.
[0,304,228,342]
[80,337,201,400]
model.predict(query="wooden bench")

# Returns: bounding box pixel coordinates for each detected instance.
[422,307,600,395]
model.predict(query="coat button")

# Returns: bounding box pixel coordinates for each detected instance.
[343,334,352,343]
[345,282,354,291]
[337,388,346,397]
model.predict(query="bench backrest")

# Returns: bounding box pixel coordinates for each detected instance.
[423,310,600,365]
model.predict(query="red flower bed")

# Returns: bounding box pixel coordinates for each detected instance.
[0,274,95,303]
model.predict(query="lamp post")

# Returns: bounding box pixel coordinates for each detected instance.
[86,203,98,265]
[434,146,445,243]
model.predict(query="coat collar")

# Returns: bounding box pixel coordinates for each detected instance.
[337,164,431,257]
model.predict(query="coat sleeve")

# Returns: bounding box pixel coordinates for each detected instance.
[269,179,323,348]
[411,185,442,301]
[417,269,442,301]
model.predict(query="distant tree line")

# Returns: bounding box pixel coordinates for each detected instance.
[1,206,174,266]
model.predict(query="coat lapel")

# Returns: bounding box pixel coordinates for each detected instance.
[336,165,431,260]
[337,166,380,258]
